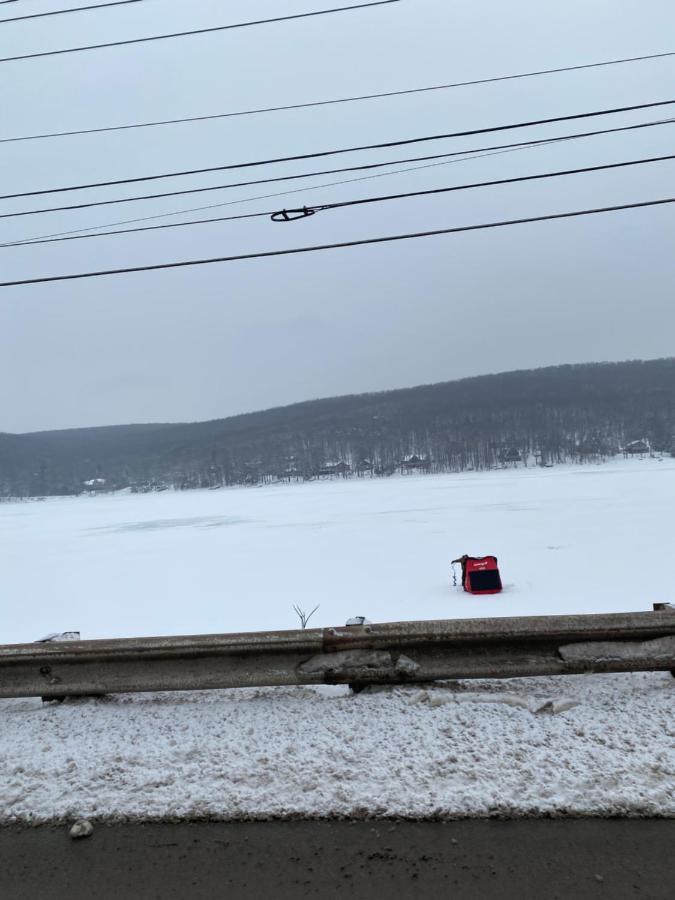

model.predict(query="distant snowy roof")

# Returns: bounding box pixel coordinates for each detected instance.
[624,440,649,453]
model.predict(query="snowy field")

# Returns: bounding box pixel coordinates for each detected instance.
[1,457,674,823]
[2,456,674,643]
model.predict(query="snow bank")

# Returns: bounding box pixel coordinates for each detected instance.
[1,673,674,823]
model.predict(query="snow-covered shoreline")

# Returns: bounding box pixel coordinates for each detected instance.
[2,673,674,824]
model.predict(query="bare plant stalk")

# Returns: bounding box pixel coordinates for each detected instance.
[293,604,319,629]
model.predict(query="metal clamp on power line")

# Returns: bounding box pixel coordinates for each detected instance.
[271,207,317,222]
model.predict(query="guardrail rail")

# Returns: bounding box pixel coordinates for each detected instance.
[1,607,675,699]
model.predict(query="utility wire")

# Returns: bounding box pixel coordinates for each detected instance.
[0,0,147,23]
[292,154,675,213]
[3,116,674,224]
[3,143,562,244]
[0,0,400,63]
[2,99,673,201]
[2,209,268,247]
[2,197,673,287]
[3,153,673,249]
[2,49,674,144]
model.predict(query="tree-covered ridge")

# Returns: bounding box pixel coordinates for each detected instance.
[1,359,673,497]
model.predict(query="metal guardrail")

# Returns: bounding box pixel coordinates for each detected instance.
[1,609,674,700]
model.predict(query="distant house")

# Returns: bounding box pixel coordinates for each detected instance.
[623,439,650,455]
[83,477,106,491]
[399,454,430,472]
[315,461,351,477]
[499,448,522,464]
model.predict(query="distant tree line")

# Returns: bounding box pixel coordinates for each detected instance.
[0,359,673,498]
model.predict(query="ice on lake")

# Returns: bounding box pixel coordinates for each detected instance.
[1,456,673,643]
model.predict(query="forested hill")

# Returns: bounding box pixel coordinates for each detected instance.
[1,358,673,497]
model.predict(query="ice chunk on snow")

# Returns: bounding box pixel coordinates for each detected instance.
[69,820,93,839]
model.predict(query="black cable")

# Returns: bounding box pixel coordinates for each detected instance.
[0,0,146,23]
[0,0,400,63]
[2,99,674,201]
[4,209,269,247]
[3,49,674,144]
[293,153,675,216]
[2,197,673,287]
[4,153,674,249]
[4,143,550,243]
[3,116,673,223]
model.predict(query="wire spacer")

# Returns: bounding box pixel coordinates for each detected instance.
[271,206,317,222]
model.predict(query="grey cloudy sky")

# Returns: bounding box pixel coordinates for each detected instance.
[0,0,674,433]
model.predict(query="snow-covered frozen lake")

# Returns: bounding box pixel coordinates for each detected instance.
[1,456,674,643]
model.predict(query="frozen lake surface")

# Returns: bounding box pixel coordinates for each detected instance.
[1,456,673,643]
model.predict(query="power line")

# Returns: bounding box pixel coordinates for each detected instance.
[3,153,674,249]
[4,117,674,225]
[2,146,518,219]
[2,49,674,144]
[0,0,147,23]
[2,99,673,201]
[4,209,270,247]
[286,152,675,216]
[2,197,673,287]
[3,142,564,244]
[0,0,401,63]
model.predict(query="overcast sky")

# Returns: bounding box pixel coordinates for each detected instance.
[0,0,674,433]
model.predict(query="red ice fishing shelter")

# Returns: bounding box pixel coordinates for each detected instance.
[453,555,503,595]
